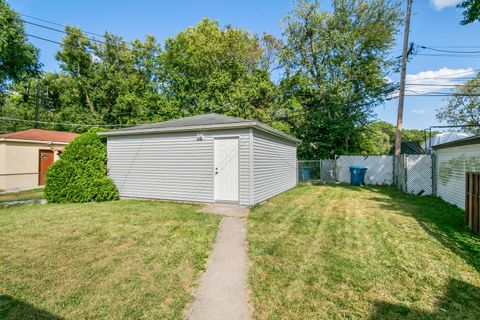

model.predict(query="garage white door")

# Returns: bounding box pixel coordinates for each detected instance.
[214,138,239,202]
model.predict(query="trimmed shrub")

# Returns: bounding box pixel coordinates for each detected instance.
[45,128,119,203]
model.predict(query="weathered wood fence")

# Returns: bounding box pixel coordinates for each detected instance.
[465,172,480,234]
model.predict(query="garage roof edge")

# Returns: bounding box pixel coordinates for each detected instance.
[433,134,480,150]
[99,114,300,143]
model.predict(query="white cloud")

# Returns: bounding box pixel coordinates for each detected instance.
[404,67,474,95]
[430,0,462,10]
[412,109,427,114]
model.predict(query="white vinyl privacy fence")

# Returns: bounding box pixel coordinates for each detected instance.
[298,154,433,196]
[336,156,392,185]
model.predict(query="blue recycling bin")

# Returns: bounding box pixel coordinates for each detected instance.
[349,166,368,186]
[301,167,311,182]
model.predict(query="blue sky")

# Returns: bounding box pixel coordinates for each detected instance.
[7,0,480,130]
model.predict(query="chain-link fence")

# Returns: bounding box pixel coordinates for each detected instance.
[0,173,45,203]
[393,155,433,196]
[299,155,434,196]
[298,160,336,184]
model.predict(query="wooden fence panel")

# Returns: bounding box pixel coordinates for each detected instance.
[465,172,480,234]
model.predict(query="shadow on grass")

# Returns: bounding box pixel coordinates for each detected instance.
[310,182,365,191]
[0,295,63,320]
[370,278,480,319]
[366,186,480,273]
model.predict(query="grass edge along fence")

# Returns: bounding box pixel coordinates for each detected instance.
[298,155,433,195]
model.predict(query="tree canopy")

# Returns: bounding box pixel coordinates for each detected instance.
[160,19,277,121]
[436,72,480,133]
[358,121,427,155]
[458,0,480,25]
[0,0,40,94]
[278,0,402,158]
[1,0,406,158]
[2,19,279,132]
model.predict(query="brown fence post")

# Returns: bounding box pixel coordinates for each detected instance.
[465,172,480,234]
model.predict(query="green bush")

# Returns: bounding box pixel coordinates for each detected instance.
[45,128,119,203]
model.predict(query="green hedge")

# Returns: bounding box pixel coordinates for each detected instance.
[45,128,119,203]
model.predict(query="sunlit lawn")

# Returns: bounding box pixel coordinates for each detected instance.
[0,200,221,319]
[248,185,480,319]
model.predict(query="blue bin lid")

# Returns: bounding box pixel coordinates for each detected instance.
[349,166,367,169]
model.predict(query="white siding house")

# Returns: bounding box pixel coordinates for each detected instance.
[434,136,480,209]
[101,113,299,206]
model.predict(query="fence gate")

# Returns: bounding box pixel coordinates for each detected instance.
[405,155,432,196]
[465,172,480,234]
[298,160,336,184]
[393,155,433,196]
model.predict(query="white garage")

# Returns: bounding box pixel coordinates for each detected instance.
[434,135,480,209]
[101,113,299,206]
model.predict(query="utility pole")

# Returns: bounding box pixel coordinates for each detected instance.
[394,0,413,156]
[34,80,40,129]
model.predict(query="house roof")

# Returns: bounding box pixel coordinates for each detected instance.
[388,141,425,155]
[0,129,79,143]
[433,134,480,150]
[100,113,300,143]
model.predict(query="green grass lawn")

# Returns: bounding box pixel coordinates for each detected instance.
[248,185,480,319]
[0,200,221,320]
[0,188,44,203]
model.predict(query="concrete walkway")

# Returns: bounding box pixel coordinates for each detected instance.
[187,205,250,320]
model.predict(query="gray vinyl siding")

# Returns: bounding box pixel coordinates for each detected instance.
[252,129,297,204]
[435,144,480,209]
[238,133,251,205]
[107,129,251,205]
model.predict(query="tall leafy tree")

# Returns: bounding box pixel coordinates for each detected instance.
[0,0,40,94]
[160,19,277,120]
[458,0,480,25]
[279,0,401,159]
[358,121,428,155]
[52,27,166,127]
[436,73,480,133]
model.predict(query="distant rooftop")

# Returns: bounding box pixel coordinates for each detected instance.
[0,129,79,143]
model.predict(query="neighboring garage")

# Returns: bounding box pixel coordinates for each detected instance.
[434,135,480,209]
[101,113,299,206]
[0,129,78,190]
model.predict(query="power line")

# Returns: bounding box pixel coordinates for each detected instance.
[25,30,159,58]
[418,45,480,54]
[23,20,107,45]
[26,33,99,55]
[405,83,480,87]
[20,13,105,38]
[417,53,480,58]
[415,77,476,81]
[19,13,161,60]
[0,116,138,127]
[421,45,480,48]
[411,68,480,81]
[26,33,63,46]
[392,93,480,97]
